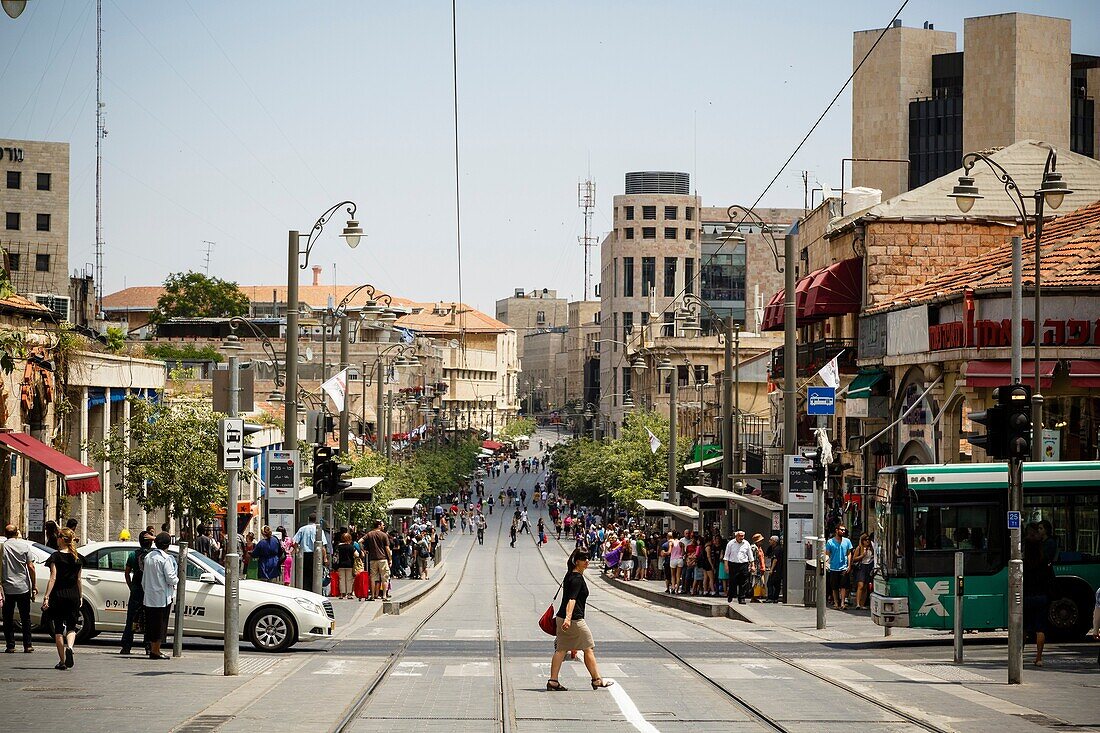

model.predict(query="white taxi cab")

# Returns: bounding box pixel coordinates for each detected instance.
[0,539,334,653]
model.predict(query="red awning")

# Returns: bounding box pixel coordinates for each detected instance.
[0,432,101,496]
[1069,360,1100,388]
[794,271,820,323]
[482,440,503,451]
[965,360,1056,389]
[761,290,784,332]
[803,257,862,319]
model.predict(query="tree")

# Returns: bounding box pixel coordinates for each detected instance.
[501,417,536,440]
[87,398,230,526]
[150,271,250,324]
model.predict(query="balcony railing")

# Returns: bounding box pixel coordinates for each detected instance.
[770,338,856,379]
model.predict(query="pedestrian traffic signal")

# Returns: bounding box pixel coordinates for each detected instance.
[968,397,1005,459]
[1000,384,1032,459]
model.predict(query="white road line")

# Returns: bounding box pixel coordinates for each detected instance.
[874,662,1036,716]
[392,661,427,676]
[314,659,357,675]
[607,680,661,733]
[443,661,493,677]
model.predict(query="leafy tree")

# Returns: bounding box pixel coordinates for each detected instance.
[104,326,126,354]
[501,417,536,440]
[87,398,230,526]
[150,271,250,324]
[143,343,224,363]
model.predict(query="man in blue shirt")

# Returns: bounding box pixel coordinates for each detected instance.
[825,525,854,609]
[292,514,329,592]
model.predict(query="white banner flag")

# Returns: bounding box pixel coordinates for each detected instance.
[321,368,349,412]
[815,354,840,390]
[646,427,662,454]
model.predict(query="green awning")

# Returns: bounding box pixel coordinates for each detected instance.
[846,370,887,399]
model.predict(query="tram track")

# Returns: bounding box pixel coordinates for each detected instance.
[540,520,956,733]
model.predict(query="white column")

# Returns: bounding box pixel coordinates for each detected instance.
[79,388,89,537]
[102,388,111,542]
[121,391,130,534]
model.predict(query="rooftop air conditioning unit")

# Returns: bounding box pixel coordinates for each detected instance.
[32,293,71,322]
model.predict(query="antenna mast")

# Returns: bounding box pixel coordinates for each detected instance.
[577,179,596,300]
[94,0,105,316]
[201,241,216,275]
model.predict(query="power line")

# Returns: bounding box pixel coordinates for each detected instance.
[451,0,466,352]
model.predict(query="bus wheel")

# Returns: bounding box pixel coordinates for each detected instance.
[1046,581,1091,639]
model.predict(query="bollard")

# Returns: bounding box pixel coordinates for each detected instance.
[292,545,303,590]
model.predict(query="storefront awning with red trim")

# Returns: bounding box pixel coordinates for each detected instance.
[760,290,785,332]
[803,257,862,319]
[1069,360,1100,388]
[482,439,504,451]
[0,432,101,496]
[964,360,1056,388]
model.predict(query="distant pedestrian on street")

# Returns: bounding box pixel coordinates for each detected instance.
[1023,523,1053,667]
[2,523,37,653]
[193,524,221,561]
[42,528,83,669]
[252,525,284,584]
[723,530,753,605]
[476,513,487,545]
[764,536,784,603]
[334,532,358,600]
[415,533,432,580]
[537,518,547,546]
[546,549,613,692]
[143,532,178,660]
[120,531,154,655]
[824,525,853,609]
[44,520,59,551]
[365,520,392,601]
[851,532,874,610]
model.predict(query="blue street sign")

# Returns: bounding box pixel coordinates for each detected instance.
[1007,511,1021,530]
[807,387,836,416]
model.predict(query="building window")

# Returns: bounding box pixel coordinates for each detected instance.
[624,227,634,240]
[622,366,632,399]
[641,257,656,296]
[536,310,546,325]
[594,311,600,324]
[623,256,634,297]
[622,311,633,343]
[5,212,18,230]
[6,171,20,189]
[36,213,50,232]
[664,257,677,297]
[663,312,674,337]
[685,228,694,240]
[685,257,695,295]
[640,311,650,328]
[664,205,677,220]
[664,227,677,239]
[694,365,709,384]
[642,227,656,239]
[686,206,695,220]
[642,205,657,220]
[36,173,51,191]
[624,205,634,220]
[35,254,50,272]
[612,313,618,352]
[6,253,19,271]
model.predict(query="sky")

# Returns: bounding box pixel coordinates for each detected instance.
[2,0,1099,315]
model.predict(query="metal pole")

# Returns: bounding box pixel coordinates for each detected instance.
[1011,236,1022,384]
[385,396,393,460]
[1008,456,1024,683]
[224,352,240,676]
[783,229,798,458]
[815,460,826,630]
[733,324,741,480]
[361,361,367,438]
[721,317,733,495]
[376,360,385,456]
[312,495,324,596]
[171,537,188,657]
[285,231,299,452]
[339,313,350,454]
[953,550,964,664]
[669,372,678,505]
[1031,198,1045,462]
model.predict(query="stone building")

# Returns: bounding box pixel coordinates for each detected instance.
[851,13,1099,201]
[0,138,72,319]
[494,287,568,363]
[566,300,600,412]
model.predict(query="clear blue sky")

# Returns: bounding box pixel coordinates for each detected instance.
[2,1,1098,314]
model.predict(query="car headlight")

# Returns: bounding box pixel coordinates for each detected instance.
[294,597,324,616]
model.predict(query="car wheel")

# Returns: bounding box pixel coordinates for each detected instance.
[247,607,296,653]
[74,601,98,644]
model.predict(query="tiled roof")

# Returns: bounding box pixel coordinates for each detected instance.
[829,141,1100,235]
[0,293,52,316]
[396,303,510,334]
[101,286,164,311]
[868,197,1100,313]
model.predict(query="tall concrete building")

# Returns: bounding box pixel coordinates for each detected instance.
[495,288,568,362]
[566,300,600,411]
[0,139,71,319]
[600,172,701,433]
[852,13,1099,201]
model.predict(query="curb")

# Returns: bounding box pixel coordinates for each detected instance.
[599,573,753,622]
[383,562,448,615]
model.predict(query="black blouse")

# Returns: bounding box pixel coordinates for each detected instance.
[556,571,589,620]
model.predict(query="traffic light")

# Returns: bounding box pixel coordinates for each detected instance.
[968,395,1005,459]
[1000,384,1032,459]
[327,460,353,496]
[241,423,264,461]
[803,450,827,484]
[313,446,334,495]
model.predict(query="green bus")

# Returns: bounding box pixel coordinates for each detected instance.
[869,461,1100,637]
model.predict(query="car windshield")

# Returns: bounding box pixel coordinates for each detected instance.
[170,549,226,579]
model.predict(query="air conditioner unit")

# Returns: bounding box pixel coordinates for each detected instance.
[31,293,71,322]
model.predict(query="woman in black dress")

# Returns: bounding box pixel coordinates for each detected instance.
[42,528,83,670]
[547,549,614,691]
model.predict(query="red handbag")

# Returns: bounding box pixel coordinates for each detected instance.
[538,580,564,636]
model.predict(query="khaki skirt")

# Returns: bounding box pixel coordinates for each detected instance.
[554,617,594,651]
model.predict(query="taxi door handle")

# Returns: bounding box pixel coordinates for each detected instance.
[86,576,101,584]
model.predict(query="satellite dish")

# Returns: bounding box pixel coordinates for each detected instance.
[448,339,460,349]
[304,347,314,362]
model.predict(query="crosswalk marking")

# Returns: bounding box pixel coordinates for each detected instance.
[444,661,493,677]
[454,629,495,638]
[392,661,427,676]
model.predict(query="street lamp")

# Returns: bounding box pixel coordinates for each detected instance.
[285,201,362,455]
[947,143,1071,684]
[363,342,420,458]
[228,317,283,388]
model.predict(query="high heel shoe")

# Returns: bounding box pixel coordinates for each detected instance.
[546,679,568,691]
[591,678,614,689]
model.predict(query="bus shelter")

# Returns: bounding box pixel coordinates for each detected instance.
[636,499,699,533]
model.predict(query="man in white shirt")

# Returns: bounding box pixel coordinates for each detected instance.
[2,524,37,652]
[723,530,753,605]
[142,532,179,660]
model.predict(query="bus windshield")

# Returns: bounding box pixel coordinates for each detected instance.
[873,471,907,578]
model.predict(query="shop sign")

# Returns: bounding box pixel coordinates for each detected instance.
[929,318,1100,351]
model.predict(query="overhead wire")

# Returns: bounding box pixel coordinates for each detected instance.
[0,0,38,87]
[44,0,95,138]
[451,0,466,352]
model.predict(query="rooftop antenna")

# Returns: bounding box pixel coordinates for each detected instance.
[578,178,596,300]
[200,240,215,274]
[94,0,106,316]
